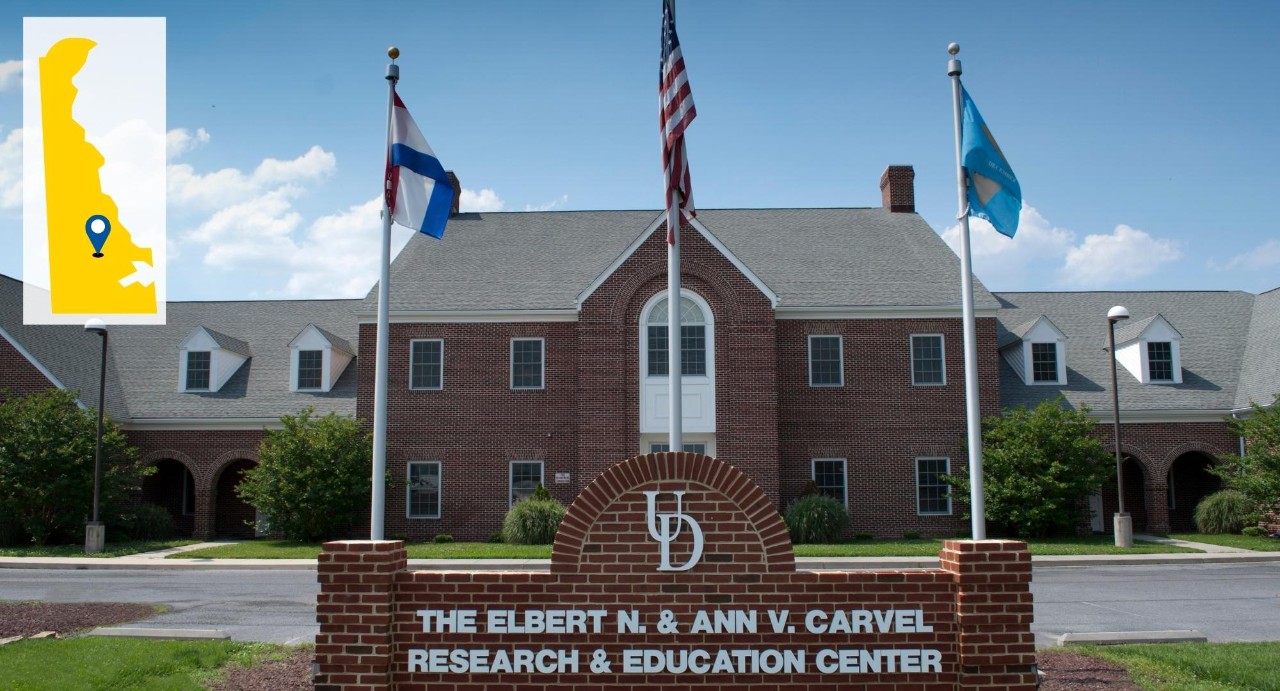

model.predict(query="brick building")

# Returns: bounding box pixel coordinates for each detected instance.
[2,166,1277,540]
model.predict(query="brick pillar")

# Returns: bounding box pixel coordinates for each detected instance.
[1147,480,1170,534]
[940,540,1037,690]
[193,481,214,540]
[315,540,406,691]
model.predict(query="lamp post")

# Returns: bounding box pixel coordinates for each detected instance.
[1106,305,1132,548]
[84,318,108,554]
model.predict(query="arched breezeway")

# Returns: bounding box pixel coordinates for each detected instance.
[1167,452,1223,532]
[140,458,197,537]
[213,458,260,538]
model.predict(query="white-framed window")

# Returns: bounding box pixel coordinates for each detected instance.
[511,338,545,390]
[407,461,441,519]
[1030,342,1059,383]
[808,335,844,387]
[811,458,847,507]
[510,461,544,506]
[910,334,945,386]
[296,349,324,390]
[646,295,708,377]
[1147,341,1173,382]
[650,442,707,454]
[185,351,211,391]
[410,339,443,390]
[915,457,952,515]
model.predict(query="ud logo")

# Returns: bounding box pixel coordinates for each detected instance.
[643,490,705,572]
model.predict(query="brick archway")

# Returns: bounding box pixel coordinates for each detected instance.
[210,449,261,539]
[138,450,199,538]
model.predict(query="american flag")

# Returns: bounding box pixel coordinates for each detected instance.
[660,0,696,244]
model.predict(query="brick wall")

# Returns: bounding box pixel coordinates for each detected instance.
[0,333,59,400]
[777,317,1000,538]
[315,453,1036,690]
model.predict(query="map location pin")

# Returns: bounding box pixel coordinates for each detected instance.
[85,214,111,257]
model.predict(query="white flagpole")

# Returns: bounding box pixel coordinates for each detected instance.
[668,198,682,452]
[371,47,400,541]
[948,43,986,540]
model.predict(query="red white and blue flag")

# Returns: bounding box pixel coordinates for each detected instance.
[386,89,453,239]
[660,0,696,244]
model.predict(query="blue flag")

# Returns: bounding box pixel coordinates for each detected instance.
[961,87,1021,238]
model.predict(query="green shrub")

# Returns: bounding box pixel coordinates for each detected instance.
[854,533,873,541]
[112,503,176,540]
[784,494,846,544]
[1194,490,1255,534]
[433,534,454,544]
[486,531,505,544]
[903,531,922,540]
[503,489,567,545]
[1241,526,1267,538]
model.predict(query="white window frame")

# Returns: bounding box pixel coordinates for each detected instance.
[808,335,844,387]
[811,458,848,507]
[296,349,324,391]
[409,339,444,391]
[915,457,952,516]
[649,442,708,454]
[1029,342,1062,385]
[509,460,545,507]
[909,334,946,386]
[510,337,546,390]
[1146,341,1175,383]
[406,461,442,519]
[184,351,212,391]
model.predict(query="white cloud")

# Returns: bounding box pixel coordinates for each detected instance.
[942,205,1183,290]
[190,186,304,269]
[284,196,415,298]
[1212,239,1280,272]
[525,194,569,212]
[0,60,21,91]
[1060,225,1182,287]
[168,144,335,211]
[460,187,504,212]
[166,127,210,160]
[0,128,20,209]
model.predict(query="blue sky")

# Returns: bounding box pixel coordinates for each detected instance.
[2,1,1278,301]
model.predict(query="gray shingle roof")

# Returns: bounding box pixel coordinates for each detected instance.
[1237,287,1280,408]
[203,328,252,358]
[0,275,358,421]
[313,326,355,357]
[362,208,998,312]
[994,291,1256,414]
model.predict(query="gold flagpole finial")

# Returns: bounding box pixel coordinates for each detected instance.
[388,46,400,61]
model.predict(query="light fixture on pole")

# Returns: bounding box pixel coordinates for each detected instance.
[1106,305,1132,548]
[84,318,108,554]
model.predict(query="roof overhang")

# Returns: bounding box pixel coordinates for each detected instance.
[356,309,578,324]
[1082,408,1231,424]
[776,305,1000,320]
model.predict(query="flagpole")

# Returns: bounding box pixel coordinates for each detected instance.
[948,43,986,540]
[668,198,682,452]
[371,46,400,541]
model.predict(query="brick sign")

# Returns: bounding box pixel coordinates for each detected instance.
[315,453,1037,689]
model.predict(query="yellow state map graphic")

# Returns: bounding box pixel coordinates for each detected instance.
[40,37,157,314]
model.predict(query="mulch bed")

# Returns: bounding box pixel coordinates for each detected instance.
[1039,649,1141,690]
[210,646,313,691]
[0,600,157,639]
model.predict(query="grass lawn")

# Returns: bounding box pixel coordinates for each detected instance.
[0,636,294,690]
[1081,642,1280,690]
[0,539,200,558]
[169,535,1196,560]
[1167,532,1280,551]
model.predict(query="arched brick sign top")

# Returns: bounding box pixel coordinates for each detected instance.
[551,453,794,574]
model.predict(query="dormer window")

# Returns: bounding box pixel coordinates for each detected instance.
[1031,343,1059,383]
[999,315,1067,385]
[288,325,355,393]
[178,327,250,393]
[297,350,324,390]
[1112,314,1182,385]
[1147,342,1173,382]
[185,351,211,390]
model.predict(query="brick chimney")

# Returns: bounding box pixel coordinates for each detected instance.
[879,165,915,213]
[446,171,461,216]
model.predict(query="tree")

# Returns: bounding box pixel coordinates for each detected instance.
[236,408,371,541]
[949,398,1113,538]
[1213,396,1280,521]
[0,389,143,545]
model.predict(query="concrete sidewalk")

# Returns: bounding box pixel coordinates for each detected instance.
[2,535,1278,571]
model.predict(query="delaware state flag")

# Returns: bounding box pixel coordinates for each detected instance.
[961,86,1021,238]
[386,90,453,239]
